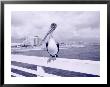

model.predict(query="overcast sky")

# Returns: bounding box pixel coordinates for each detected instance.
[11,11,100,42]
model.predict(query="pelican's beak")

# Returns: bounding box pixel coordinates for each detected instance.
[49,28,55,34]
[39,24,57,45]
[47,27,56,35]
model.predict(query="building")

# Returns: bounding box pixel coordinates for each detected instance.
[33,36,40,46]
[21,36,40,47]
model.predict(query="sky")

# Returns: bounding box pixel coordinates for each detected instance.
[11,11,100,42]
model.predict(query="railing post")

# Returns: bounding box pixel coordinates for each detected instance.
[36,66,45,77]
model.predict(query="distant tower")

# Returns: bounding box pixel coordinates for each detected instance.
[34,36,39,46]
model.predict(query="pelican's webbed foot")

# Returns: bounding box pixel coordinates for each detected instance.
[47,54,58,63]
[47,58,52,63]
[47,57,56,63]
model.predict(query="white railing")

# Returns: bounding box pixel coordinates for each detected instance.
[11,54,100,77]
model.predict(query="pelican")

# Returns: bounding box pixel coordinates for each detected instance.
[45,23,59,62]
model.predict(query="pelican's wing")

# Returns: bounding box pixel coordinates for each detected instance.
[56,42,59,53]
[46,42,48,50]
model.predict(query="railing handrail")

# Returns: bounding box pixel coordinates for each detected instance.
[12,54,100,76]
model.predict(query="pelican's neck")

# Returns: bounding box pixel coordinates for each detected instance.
[49,32,53,39]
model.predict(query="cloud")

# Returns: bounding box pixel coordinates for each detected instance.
[11,11,100,41]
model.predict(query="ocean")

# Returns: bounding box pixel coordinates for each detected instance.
[11,44,100,61]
